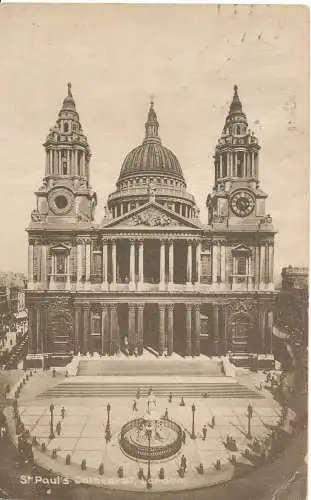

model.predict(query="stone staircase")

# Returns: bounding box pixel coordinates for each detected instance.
[37,380,263,400]
[77,357,222,377]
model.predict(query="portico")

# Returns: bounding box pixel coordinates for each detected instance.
[72,301,202,357]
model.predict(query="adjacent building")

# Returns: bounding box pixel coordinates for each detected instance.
[25,84,277,364]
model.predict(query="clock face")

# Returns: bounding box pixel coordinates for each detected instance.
[48,188,74,215]
[230,190,255,217]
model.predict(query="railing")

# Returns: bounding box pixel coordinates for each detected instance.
[108,186,195,203]
[120,417,182,461]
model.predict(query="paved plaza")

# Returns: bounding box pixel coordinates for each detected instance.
[9,368,286,491]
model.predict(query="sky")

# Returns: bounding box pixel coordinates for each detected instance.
[0,4,308,278]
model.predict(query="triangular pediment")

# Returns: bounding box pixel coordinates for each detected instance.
[232,243,251,253]
[103,202,202,230]
[50,243,70,253]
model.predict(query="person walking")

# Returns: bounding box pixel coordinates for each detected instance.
[180,397,185,407]
[211,415,215,428]
[168,392,173,403]
[202,424,207,440]
[182,430,186,444]
[164,408,169,419]
[61,406,65,419]
[132,400,138,412]
[56,421,61,436]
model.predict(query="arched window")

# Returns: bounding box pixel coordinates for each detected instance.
[64,122,69,132]
[63,163,68,175]
[236,125,241,135]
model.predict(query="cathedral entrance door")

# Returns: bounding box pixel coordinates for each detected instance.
[143,304,159,353]
[230,313,253,353]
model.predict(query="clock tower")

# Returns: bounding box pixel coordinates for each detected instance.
[30,83,97,226]
[207,85,270,228]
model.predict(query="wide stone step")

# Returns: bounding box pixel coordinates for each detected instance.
[77,359,222,377]
[37,382,263,399]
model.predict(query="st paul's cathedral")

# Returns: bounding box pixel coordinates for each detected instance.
[25,84,277,364]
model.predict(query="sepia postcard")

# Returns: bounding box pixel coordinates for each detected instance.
[0,4,308,500]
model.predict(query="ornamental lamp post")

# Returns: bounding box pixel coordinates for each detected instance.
[191,403,196,439]
[146,422,152,488]
[247,403,253,439]
[49,402,55,440]
[106,403,111,433]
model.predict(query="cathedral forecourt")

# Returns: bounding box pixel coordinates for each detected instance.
[25,84,277,367]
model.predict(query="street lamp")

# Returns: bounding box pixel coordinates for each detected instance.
[49,403,55,440]
[106,403,111,433]
[247,403,253,439]
[191,403,196,439]
[146,422,152,488]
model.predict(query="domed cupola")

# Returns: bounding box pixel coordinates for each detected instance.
[107,102,198,219]
[117,102,185,185]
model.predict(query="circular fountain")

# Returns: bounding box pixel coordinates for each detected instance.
[119,403,182,461]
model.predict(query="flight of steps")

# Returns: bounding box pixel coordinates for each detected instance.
[37,380,263,400]
[77,357,222,377]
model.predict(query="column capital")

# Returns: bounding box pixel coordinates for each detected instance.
[167,303,175,311]
[101,237,109,244]
[99,303,108,311]
[109,303,118,311]
[185,303,193,312]
[158,303,166,312]
[137,303,145,312]
[194,303,201,312]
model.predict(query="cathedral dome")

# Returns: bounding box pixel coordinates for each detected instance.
[117,103,185,184]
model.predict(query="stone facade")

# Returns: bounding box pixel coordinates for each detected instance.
[26,84,277,361]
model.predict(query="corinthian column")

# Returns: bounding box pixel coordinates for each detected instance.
[85,239,91,288]
[128,304,136,352]
[138,240,144,289]
[212,241,219,286]
[101,239,108,291]
[195,241,201,285]
[159,304,166,355]
[186,240,193,287]
[137,304,144,353]
[28,242,34,288]
[129,240,136,291]
[111,240,117,286]
[40,245,47,289]
[76,239,83,290]
[159,240,166,291]
[193,304,201,356]
[167,304,174,356]
[185,304,192,356]
[168,240,174,289]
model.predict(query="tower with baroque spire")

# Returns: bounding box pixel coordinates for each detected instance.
[30,83,97,226]
[207,84,270,228]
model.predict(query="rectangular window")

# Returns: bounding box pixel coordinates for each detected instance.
[237,256,247,275]
[56,254,66,274]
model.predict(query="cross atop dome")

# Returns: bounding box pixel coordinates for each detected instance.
[62,81,76,111]
[145,100,160,141]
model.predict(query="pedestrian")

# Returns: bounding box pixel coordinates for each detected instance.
[180,397,185,407]
[61,407,65,419]
[181,454,187,471]
[136,389,141,400]
[132,400,137,412]
[164,408,168,419]
[168,392,173,403]
[247,403,253,418]
[56,421,61,436]
[202,424,207,440]
[211,415,215,428]
[182,430,186,444]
